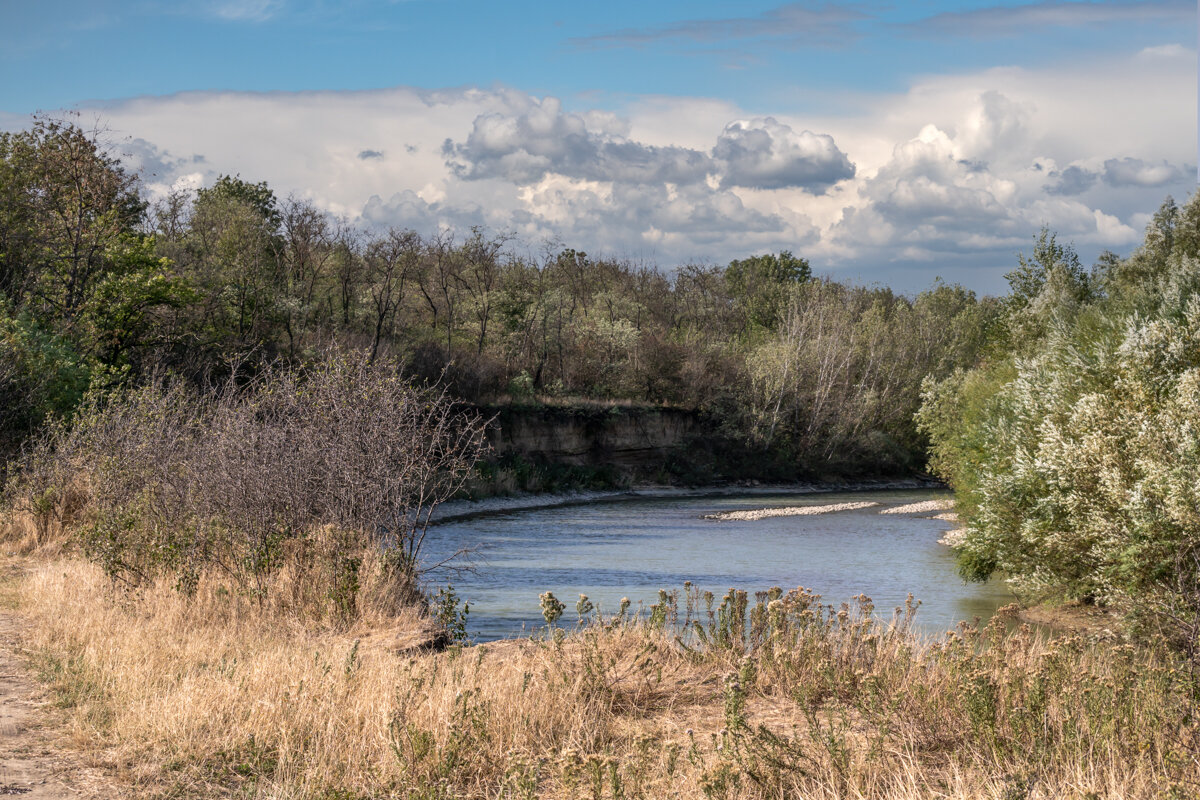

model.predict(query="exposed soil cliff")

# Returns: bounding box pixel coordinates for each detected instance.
[485,405,701,469]
[468,404,927,496]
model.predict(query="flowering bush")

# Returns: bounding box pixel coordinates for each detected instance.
[919,195,1200,657]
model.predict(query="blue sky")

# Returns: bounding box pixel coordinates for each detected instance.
[1,1,1196,291]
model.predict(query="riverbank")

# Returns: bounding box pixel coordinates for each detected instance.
[5,552,1195,799]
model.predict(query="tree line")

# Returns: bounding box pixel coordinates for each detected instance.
[0,117,994,472]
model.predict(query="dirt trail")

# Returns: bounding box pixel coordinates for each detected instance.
[0,614,118,798]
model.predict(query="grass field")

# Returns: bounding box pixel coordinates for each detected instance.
[8,555,1198,799]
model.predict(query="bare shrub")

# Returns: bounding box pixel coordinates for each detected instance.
[5,351,489,621]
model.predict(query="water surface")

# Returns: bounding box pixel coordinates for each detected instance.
[420,489,1014,641]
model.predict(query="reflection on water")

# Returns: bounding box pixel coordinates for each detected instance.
[420,489,1014,641]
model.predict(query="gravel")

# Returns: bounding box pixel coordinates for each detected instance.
[878,499,955,515]
[704,501,879,521]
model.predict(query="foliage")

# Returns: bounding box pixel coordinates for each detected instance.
[0,302,91,450]
[919,193,1200,660]
[6,352,489,621]
[0,118,995,475]
[743,279,994,468]
[0,115,144,318]
[724,250,811,333]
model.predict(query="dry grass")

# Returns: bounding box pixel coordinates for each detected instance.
[10,557,1200,799]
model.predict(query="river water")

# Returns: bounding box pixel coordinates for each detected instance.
[420,488,1015,641]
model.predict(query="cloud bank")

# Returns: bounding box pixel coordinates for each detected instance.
[45,43,1196,292]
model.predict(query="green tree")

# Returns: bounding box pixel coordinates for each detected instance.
[919,193,1200,652]
[724,250,811,333]
[0,302,90,450]
[0,116,144,323]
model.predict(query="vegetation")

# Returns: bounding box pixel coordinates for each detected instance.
[3,115,1200,797]
[4,351,488,624]
[0,117,990,475]
[919,194,1200,662]
[13,562,1198,798]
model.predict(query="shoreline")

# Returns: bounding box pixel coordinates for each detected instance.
[432,476,946,522]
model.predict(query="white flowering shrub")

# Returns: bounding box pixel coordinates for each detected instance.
[919,195,1200,647]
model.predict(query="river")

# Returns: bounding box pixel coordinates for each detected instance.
[420,488,1015,641]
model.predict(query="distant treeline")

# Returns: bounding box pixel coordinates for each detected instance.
[0,118,993,472]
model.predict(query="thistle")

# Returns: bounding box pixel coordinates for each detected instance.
[539,591,565,626]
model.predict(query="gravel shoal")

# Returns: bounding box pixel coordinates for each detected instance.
[705,501,879,521]
[879,499,955,515]
[939,528,967,547]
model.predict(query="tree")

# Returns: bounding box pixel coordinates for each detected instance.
[364,228,419,360]
[185,174,285,356]
[0,116,144,323]
[918,193,1200,657]
[724,250,811,333]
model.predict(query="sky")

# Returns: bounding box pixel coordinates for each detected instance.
[1,0,1196,293]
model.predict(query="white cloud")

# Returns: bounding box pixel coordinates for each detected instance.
[1103,157,1188,188]
[444,95,712,186]
[30,43,1193,290]
[713,117,855,192]
[909,0,1192,37]
[208,0,284,22]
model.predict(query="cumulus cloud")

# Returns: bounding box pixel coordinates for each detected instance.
[542,181,786,239]
[956,90,1031,163]
[119,137,206,179]
[445,101,853,197]
[844,122,1012,237]
[1045,165,1097,195]
[832,89,1148,264]
[713,117,854,192]
[1038,158,1191,196]
[444,96,711,186]
[362,189,484,233]
[1102,157,1188,188]
[34,41,1191,290]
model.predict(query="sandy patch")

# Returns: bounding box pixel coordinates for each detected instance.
[433,478,946,523]
[0,600,117,797]
[879,499,955,515]
[704,501,879,521]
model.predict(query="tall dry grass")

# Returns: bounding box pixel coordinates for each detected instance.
[14,559,1200,799]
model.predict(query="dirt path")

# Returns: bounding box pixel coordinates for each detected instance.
[0,613,119,798]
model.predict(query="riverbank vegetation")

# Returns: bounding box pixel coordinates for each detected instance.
[9,560,1197,798]
[4,117,1200,796]
[4,352,488,625]
[919,194,1200,662]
